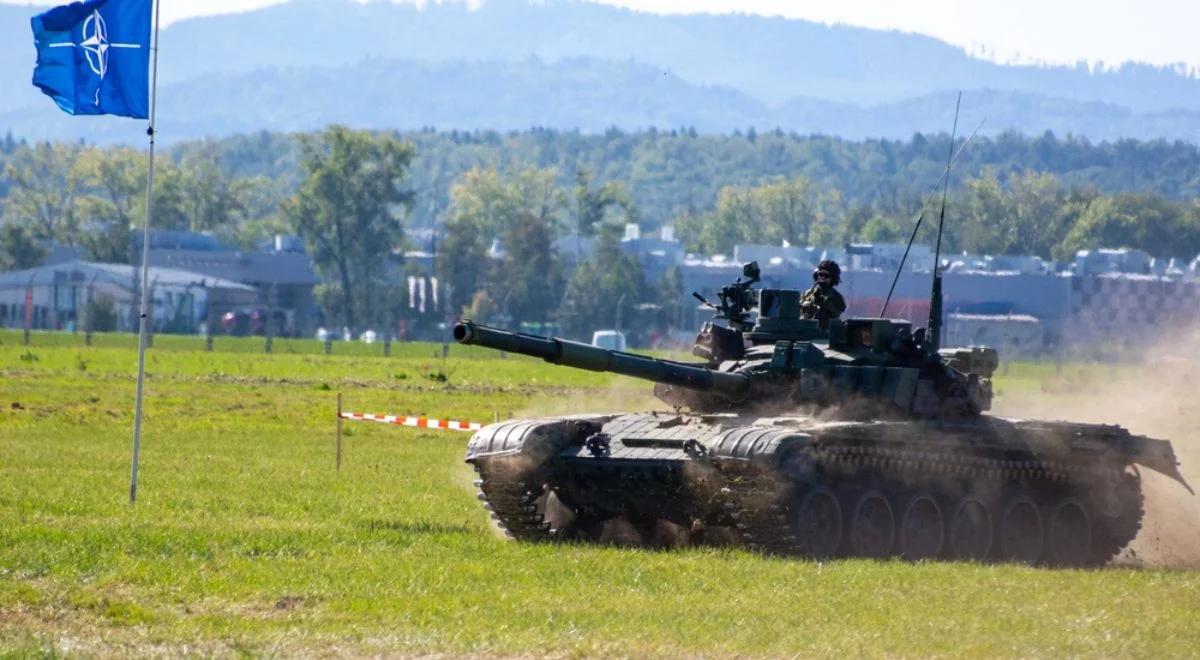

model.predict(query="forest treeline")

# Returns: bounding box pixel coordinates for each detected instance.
[2,126,1200,329]
[170,127,1200,219]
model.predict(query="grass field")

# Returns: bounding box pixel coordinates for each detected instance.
[2,331,1199,656]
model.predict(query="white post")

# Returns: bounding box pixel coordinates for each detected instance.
[129,0,162,505]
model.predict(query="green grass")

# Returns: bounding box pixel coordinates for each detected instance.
[1,338,1198,656]
[0,327,481,358]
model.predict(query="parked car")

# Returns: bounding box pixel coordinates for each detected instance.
[590,329,627,351]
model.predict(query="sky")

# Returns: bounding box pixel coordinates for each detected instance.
[5,0,1198,71]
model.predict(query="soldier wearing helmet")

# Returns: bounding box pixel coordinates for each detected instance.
[799,259,847,328]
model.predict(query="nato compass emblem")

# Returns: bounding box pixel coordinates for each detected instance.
[48,10,143,105]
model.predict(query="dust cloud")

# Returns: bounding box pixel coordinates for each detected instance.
[514,381,667,419]
[993,329,1200,568]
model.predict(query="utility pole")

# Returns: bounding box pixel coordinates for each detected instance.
[84,275,97,346]
[23,272,34,346]
[264,281,277,353]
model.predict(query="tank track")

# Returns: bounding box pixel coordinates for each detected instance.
[471,459,556,542]
[708,464,796,553]
[715,442,1143,565]
[469,440,1144,566]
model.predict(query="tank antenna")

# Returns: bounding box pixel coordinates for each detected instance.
[925,92,964,352]
[878,102,984,318]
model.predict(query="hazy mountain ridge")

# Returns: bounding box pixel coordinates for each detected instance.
[154,0,1200,112]
[7,56,1200,145]
[3,1,1200,142]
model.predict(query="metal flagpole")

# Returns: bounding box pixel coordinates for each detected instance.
[129,0,162,505]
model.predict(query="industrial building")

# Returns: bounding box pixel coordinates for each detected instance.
[0,260,257,333]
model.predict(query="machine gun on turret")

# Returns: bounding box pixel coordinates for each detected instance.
[688,261,760,363]
[691,261,760,331]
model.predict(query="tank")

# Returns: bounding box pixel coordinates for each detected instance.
[455,262,1189,565]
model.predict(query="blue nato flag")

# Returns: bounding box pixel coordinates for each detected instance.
[31,0,151,119]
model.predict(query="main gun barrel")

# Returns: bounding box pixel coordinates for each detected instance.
[453,321,749,400]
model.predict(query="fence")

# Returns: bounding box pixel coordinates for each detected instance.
[0,327,510,360]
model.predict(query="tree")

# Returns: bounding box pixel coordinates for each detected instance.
[71,147,143,262]
[681,187,754,255]
[285,126,415,329]
[573,169,629,237]
[958,169,1065,257]
[1059,193,1200,260]
[755,176,820,246]
[84,293,117,332]
[438,167,565,324]
[558,223,647,341]
[4,144,274,264]
[678,177,844,254]
[656,265,684,337]
[2,142,83,242]
[146,160,192,232]
[859,214,905,244]
[1050,188,1101,262]
[438,168,505,316]
[0,131,18,156]
[0,222,46,270]
[957,169,1006,254]
[835,204,871,245]
[488,168,565,327]
[175,151,257,238]
[1006,171,1067,257]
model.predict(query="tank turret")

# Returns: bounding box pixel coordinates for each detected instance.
[455,262,992,417]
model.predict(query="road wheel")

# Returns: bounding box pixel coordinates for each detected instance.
[948,496,994,561]
[850,490,896,558]
[998,495,1043,564]
[792,486,843,558]
[899,493,945,561]
[1046,497,1093,567]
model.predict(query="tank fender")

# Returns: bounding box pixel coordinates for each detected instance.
[707,426,815,467]
[1130,436,1194,494]
[1014,420,1194,494]
[465,415,617,463]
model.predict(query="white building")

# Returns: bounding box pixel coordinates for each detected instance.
[0,260,257,333]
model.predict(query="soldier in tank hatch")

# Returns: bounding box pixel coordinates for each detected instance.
[800,259,847,328]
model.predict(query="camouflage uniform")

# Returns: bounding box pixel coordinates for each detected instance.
[799,283,846,328]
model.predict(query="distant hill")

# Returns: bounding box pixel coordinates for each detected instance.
[6,57,1200,145]
[151,0,1200,112]
[4,0,1200,142]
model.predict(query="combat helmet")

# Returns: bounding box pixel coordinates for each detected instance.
[812,259,841,285]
